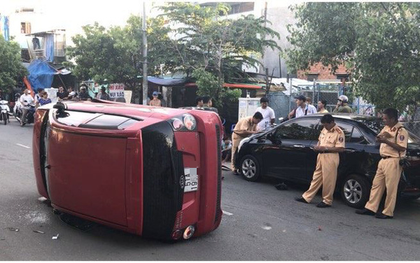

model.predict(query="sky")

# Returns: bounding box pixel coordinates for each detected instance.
[1,0,296,30]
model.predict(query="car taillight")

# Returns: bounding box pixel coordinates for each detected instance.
[183,225,195,240]
[183,114,196,131]
[172,118,183,131]
[171,230,183,240]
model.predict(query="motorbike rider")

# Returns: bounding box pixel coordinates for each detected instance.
[20,89,34,126]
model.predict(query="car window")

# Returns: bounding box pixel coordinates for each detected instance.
[350,127,368,144]
[335,121,368,144]
[274,118,319,141]
[335,122,353,142]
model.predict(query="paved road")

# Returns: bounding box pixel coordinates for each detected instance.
[1,118,420,260]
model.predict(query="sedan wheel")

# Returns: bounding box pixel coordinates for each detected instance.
[240,155,261,182]
[341,174,370,208]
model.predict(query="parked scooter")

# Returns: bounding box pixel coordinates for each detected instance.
[0,100,10,125]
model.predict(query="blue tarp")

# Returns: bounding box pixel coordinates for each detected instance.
[147,76,186,86]
[27,59,57,92]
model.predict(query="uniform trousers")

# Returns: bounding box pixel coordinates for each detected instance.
[230,138,241,171]
[365,158,402,217]
[302,153,339,205]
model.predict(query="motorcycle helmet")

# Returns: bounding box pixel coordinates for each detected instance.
[338,95,348,103]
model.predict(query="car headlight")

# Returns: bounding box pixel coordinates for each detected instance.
[238,137,250,151]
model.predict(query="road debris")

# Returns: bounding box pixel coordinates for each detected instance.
[318,226,322,231]
[52,234,60,240]
[275,182,288,190]
[6,227,19,232]
[262,223,272,230]
[33,230,45,234]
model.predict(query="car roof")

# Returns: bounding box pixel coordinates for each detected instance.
[299,113,379,121]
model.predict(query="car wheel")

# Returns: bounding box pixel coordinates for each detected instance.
[240,155,261,182]
[341,174,370,208]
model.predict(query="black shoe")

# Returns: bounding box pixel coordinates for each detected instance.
[375,213,393,219]
[232,170,240,176]
[316,201,331,208]
[295,197,309,204]
[355,208,375,216]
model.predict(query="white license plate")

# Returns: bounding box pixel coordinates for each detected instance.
[184,168,198,192]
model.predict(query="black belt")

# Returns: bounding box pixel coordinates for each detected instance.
[382,156,397,159]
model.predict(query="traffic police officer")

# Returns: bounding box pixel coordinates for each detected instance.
[295,114,345,207]
[231,112,263,174]
[356,108,408,219]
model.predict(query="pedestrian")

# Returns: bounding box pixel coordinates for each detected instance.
[34,88,43,107]
[255,97,275,131]
[196,96,204,108]
[78,85,91,101]
[57,86,68,101]
[222,136,232,163]
[149,91,162,106]
[292,95,317,118]
[38,91,52,106]
[317,99,329,113]
[231,112,263,174]
[356,108,408,219]
[66,86,77,100]
[295,114,345,207]
[202,96,218,113]
[333,95,352,113]
[96,86,110,100]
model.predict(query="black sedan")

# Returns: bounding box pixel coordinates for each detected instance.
[234,114,420,208]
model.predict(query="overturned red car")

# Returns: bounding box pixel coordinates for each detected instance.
[32,100,223,240]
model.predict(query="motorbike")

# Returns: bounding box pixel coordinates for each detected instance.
[0,100,10,125]
[14,96,35,126]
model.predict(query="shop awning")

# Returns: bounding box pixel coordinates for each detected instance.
[185,82,263,89]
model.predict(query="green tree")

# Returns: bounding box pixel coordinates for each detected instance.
[66,16,175,90]
[158,2,281,107]
[0,36,27,91]
[286,2,420,114]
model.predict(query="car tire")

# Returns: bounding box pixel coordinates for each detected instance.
[240,155,261,182]
[340,174,370,208]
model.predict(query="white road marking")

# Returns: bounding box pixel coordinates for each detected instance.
[16,143,30,149]
[222,210,233,216]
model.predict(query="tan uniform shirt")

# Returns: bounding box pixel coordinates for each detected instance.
[318,125,345,149]
[232,117,256,142]
[379,123,408,158]
[318,109,328,113]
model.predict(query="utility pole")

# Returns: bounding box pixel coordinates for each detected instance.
[142,1,148,105]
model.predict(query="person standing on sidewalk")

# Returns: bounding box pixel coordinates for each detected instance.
[295,114,345,207]
[255,97,275,131]
[356,108,408,219]
[231,112,263,174]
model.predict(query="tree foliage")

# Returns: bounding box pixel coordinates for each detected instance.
[158,2,281,107]
[286,2,420,113]
[66,16,175,89]
[0,36,27,91]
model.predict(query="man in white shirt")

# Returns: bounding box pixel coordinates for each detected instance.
[20,89,34,126]
[295,95,317,118]
[255,97,275,131]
